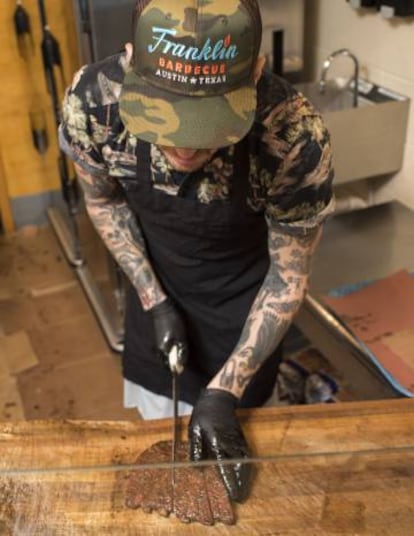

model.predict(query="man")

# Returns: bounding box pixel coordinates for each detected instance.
[59,0,334,502]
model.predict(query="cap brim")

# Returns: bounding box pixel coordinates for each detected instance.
[119,70,256,149]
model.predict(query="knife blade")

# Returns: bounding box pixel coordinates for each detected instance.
[171,371,178,486]
[170,345,180,490]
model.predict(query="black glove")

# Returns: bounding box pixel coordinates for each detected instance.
[188,388,252,503]
[150,298,188,373]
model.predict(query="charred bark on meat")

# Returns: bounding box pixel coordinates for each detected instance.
[125,440,235,526]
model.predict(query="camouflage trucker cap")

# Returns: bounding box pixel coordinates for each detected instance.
[119,0,262,149]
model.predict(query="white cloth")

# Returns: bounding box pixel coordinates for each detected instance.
[124,378,282,420]
[123,379,193,420]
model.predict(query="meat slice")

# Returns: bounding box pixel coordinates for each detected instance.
[173,443,214,525]
[125,441,173,516]
[125,440,235,525]
[204,464,235,525]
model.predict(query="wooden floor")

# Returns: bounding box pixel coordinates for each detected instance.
[0,223,137,422]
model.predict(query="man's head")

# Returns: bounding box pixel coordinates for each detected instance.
[119,0,263,150]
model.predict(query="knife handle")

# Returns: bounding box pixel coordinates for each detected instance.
[168,343,185,375]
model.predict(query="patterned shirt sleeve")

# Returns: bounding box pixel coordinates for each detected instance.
[59,64,114,177]
[260,90,335,233]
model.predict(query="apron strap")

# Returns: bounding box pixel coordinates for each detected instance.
[136,139,151,183]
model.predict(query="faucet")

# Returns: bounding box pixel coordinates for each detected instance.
[319,48,360,108]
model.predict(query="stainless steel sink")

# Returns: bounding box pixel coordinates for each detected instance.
[294,79,410,184]
[294,80,372,112]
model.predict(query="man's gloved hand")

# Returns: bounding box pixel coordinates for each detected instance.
[149,298,188,373]
[188,388,252,503]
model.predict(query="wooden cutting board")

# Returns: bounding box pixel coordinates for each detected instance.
[1,399,414,535]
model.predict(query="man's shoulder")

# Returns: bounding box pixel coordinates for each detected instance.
[249,72,302,154]
[68,53,127,110]
[255,71,324,126]
[253,71,328,148]
[255,71,298,119]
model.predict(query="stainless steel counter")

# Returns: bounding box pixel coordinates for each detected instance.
[295,201,414,400]
[310,201,414,294]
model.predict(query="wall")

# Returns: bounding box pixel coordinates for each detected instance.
[259,0,305,76]
[304,0,414,210]
[0,0,80,229]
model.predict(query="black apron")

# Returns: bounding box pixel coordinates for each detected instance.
[118,138,282,407]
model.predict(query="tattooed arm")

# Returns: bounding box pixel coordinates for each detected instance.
[208,222,322,398]
[74,163,167,310]
[189,222,322,501]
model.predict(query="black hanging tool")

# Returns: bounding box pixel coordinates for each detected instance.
[38,0,81,259]
[14,1,48,155]
[14,0,34,59]
[38,0,66,97]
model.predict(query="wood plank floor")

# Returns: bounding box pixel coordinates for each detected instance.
[0,223,137,421]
